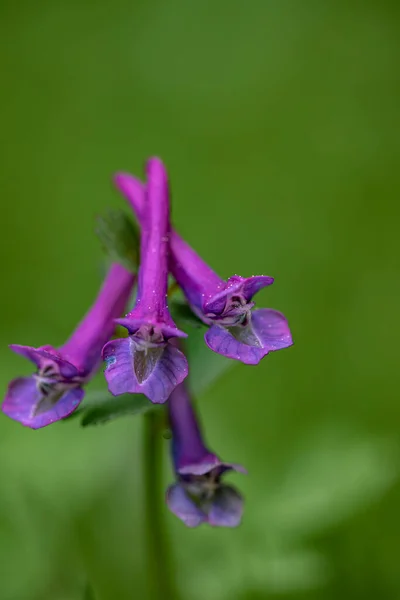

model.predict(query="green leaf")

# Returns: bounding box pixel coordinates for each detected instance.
[81,393,153,427]
[95,209,139,272]
[83,582,96,600]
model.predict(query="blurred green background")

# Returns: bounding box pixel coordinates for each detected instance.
[1,1,400,598]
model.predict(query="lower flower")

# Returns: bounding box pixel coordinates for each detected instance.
[167,461,245,528]
[166,381,246,527]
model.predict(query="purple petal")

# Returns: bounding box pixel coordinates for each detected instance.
[9,344,79,378]
[103,338,188,404]
[115,318,187,340]
[220,462,248,475]
[202,275,274,315]
[177,452,222,476]
[202,279,244,315]
[251,307,293,350]
[241,275,274,302]
[204,308,293,365]
[177,455,247,477]
[102,338,135,394]
[166,484,206,528]
[208,484,244,527]
[2,377,84,429]
[9,344,44,367]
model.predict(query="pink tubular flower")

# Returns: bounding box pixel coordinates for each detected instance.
[166,382,245,528]
[102,158,188,404]
[2,264,134,429]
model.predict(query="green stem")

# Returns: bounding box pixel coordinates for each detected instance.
[84,581,96,600]
[144,408,176,600]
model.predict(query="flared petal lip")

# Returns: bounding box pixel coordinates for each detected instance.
[202,280,244,313]
[202,275,274,314]
[177,454,247,477]
[166,481,245,528]
[114,317,187,340]
[102,337,189,404]
[2,376,84,429]
[176,452,221,476]
[166,483,206,528]
[241,275,275,301]
[208,484,244,528]
[205,308,293,365]
[9,344,80,378]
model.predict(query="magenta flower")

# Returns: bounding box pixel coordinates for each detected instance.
[114,164,293,365]
[102,158,188,404]
[166,382,245,528]
[2,264,134,429]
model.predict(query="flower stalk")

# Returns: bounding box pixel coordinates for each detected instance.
[144,408,177,600]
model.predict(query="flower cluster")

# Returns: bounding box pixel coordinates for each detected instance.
[2,157,292,527]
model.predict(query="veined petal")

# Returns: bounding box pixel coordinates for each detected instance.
[102,338,135,395]
[166,484,206,528]
[9,344,79,378]
[2,377,84,429]
[251,307,293,350]
[103,338,188,404]
[204,308,293,365]
[208,484,244,527]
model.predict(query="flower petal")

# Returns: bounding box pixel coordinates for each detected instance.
[177,454,247,477]
[9,344,44,367]
[251,307,293,350]
[177,452,222,476]
[208,484,244,528]
[202,275,274,315]
[9,344,79,378]
[102,338,136,394]
[204,308,292,365]
[103,338,188,404]
[2,377,84,429]
[166,484,206,528]
[202,278,244,315]
[115,318,187,340]
[241,275,274,301]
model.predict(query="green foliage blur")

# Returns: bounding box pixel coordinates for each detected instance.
[1,1,399,598]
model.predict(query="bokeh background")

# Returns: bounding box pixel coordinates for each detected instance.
[1,1,400,598]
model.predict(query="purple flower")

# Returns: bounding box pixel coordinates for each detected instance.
[166,382,245,528]
[102,158,188,404]
[114,163,293,365]
[2,264,135,429]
